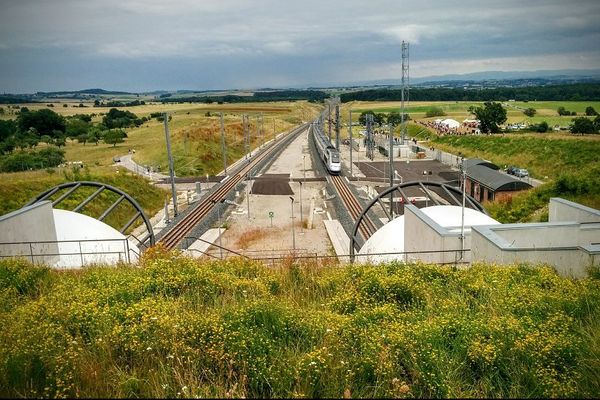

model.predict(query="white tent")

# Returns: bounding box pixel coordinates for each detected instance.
[440,119,460,129]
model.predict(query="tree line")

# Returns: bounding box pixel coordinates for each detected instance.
[340,83,600,102]
[160,90,328,104]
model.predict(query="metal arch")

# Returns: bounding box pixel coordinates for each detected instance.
[349,180,486,260]
[26,181,155,247]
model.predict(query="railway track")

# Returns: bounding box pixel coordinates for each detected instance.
[158,123,309,250]
[330,175,378,242]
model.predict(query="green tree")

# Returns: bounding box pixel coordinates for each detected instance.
[374,113,386,126]
[66,118,90,138]
[77,134,88,146]
[0,120,16,142]
[53,136,66,148]
[425,106,446,117]
[17,108,66,137]
[358,111,375,126]
[387,111,402,126]
[40,135,53,145]
[535,121,549,133]
[471,102,507,133]
[570,117,597,134]
[523,107,537,117]
[87,128,102,145]
[103,129,127,147]
[585,106,598,116]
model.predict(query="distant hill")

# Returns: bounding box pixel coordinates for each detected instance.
[301,69,600,89]
[36,88,133,96]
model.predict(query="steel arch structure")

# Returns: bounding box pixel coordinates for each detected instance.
[349,180,486,259]
[26,181,155,248]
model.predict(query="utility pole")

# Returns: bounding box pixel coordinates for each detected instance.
[211,199,224,259]
[289,196,296,251]
[389,122,395,218]
[260,113,264,147]
[460,156,466,259]
[243,114,250,163]
[273,118,276,142]
[246,173,251,219]
[400,40,410,145]
[163,112,178,217]
[349,109,353,177]
[220,112,227,175]
[299,181,303,233]
[327,101,332,142]
[335,103,340,150]
[366,113,375,161]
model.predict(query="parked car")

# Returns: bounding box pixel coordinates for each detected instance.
[514,168,529,178]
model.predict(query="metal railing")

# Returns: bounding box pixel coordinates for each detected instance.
[0,238,138,266]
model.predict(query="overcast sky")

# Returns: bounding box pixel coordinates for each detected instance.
[1,0,599,92]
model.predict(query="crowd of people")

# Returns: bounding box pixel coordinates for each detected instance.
[417,119,481,136]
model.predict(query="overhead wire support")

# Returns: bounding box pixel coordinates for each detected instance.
[400,40,410,145]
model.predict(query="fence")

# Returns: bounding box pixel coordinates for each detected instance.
[0,238,139,268]
[183,235,471,266]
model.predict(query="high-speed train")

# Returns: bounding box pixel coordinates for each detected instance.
[312,122,341,174]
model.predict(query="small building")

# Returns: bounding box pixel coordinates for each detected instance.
[463,158,500,171]
[465,164,532,203]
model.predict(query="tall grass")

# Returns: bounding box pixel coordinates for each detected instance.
[1,251,599,398]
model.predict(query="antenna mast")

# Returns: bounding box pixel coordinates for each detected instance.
[400,41,410,145]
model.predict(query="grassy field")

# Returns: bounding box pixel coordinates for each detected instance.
[413,130,600,221]
[8,101,319,177]
[0,253,598,398]
[343,101,600,128]
[0,101,318,230]
[0,167,167,232]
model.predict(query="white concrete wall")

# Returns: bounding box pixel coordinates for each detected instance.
[492,223,588,248]
[549,197,600,223]
[404,206,468,264]
[0,201,59,264]
[471,225,600,279]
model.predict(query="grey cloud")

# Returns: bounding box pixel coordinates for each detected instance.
[0,0,599,92]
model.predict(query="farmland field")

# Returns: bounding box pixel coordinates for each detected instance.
[344,100,600,127]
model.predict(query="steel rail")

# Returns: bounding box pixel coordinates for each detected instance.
[158,123,308,250]
[330,175,378,241]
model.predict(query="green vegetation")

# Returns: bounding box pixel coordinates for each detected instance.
[0,168,166,231]
[428,134,600,181]
[570,116,599,134]
[358,110,408,126]
[558,106,577,116]
[486,164,600,222]
[469,102,507,133]
[425,106,446,118]
[523,107,536,117]
[340,83,600,102]
[102,129,127,147]
[426,134,600,221]
[0,254,598,398]
[0,147,65,172]
[161,90,328,104]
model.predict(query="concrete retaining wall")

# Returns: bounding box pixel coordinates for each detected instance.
[0,201,59,264]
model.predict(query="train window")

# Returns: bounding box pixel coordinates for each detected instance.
[331,152,340,162]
